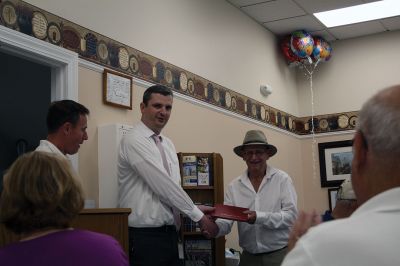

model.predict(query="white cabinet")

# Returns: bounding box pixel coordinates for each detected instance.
[98,124,133,208]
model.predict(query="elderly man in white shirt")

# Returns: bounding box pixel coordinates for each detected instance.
[118,85,217,266]
[282,85,400,266]
[212,130,298,266]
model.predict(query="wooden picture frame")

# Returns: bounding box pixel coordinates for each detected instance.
[318,140,353,187]
[103,69,132,109]
[328,187,339,211]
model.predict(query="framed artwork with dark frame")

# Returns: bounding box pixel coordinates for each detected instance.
[103,69,132,110]
[328,187,339,211]
[318,140,353,187]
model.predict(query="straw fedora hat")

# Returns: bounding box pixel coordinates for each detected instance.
[233,130,277,157]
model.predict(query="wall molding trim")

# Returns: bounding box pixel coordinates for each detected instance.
[79,58,354,139]
[0,24,79,169]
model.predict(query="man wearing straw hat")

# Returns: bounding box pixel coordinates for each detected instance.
[213,130,298,266]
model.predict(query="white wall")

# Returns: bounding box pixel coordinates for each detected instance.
[297,30,400,116]
[25,0,299,115]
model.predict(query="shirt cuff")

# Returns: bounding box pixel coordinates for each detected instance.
[254,210,267,224]
[188,205,204,222]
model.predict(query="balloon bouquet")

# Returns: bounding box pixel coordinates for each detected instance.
[280,30,333,182]
[280,29,332,68]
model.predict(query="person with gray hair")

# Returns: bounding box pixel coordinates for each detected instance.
[282,85,400,266]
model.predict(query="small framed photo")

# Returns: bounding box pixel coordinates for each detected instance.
[318,140,353,187]
[103,69,132,109]
[328,188,339,211]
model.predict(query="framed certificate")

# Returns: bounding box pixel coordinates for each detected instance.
[103,69,132,109]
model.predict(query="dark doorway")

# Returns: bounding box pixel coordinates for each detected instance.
[0,50,51,177]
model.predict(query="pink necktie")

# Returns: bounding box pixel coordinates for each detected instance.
[153,135,170,175]
[153,135,181,229]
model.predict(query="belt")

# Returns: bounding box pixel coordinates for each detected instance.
[250,246,288,256]
[129,225,177,233]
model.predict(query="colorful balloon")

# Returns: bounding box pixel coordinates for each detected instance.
[312,36,332,62]
[280,36,301,67]
[290,30,314,58]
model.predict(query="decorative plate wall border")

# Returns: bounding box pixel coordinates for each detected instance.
[1,0,359,135]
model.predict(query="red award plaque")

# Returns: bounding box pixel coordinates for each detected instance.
[211,204,249,222]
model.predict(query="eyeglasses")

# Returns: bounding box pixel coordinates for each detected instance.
[242,149,267,158]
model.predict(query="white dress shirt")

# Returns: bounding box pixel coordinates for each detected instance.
[216,166,298,254]
[35,140,66,157]
[117,121,203,227]
[282,187,400,266]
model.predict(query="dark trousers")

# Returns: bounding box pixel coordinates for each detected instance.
[239,247,288,266]
[129,226,182,266]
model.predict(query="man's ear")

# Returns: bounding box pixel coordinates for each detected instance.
[62,122,72,135]
[140,102,145,114]
[352,131,367,170]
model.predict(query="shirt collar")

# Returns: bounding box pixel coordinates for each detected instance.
[41,140,66,157]
[138,121,165,141]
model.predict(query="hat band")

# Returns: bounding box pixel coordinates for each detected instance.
[243,141,268,145]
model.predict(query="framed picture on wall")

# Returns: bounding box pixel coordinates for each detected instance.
[318,140,353,187]
[103,69,132,109]
[328,187,339,211]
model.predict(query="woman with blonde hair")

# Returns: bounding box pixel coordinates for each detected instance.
[0,151,128,266]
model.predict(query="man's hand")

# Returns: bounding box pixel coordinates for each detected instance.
[288,210,321,251]
[197,204,215,214]
[243,210,256,224]
[198,214,219,239]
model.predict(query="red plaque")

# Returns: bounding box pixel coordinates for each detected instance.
[210,204,249,222]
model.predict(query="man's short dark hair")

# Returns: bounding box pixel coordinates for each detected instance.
[142,85,173,105]
[47,100,89,134]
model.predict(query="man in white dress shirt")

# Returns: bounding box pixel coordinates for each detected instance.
[282,85,400,266]
[212,130,298,266]
[117,85,217,266]
[35,100,89,157]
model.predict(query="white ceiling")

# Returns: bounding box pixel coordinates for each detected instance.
[226,0,400,41]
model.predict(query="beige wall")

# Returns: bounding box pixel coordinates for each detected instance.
[299,133,354,212]
[297,30,400,116]
[25,0,299,115]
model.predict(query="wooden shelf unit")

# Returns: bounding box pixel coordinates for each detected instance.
[178,152,225,266]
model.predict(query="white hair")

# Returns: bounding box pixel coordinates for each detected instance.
[357,87,400,158]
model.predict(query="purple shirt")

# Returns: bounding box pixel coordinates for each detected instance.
[0,229,128,266]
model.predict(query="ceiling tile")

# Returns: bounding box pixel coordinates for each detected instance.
[264,15,324,35]
[381,16,400,31]
[329,21,386,40]
[293,0,364,13]
[227,0,273,7]
[309,30,337,42]
[241,0,306,23]
[225,0,396,41]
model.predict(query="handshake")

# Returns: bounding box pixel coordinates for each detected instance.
[197,205,219,238]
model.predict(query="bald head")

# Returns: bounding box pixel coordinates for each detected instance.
[352,85,400,204]
[357,85,400,160]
